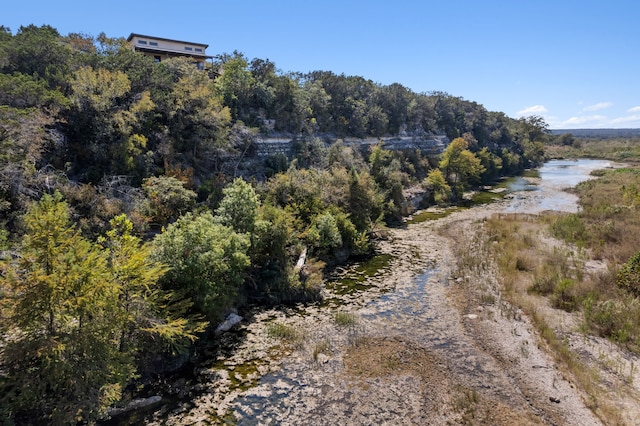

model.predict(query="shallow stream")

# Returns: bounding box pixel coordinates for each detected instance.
[505,159,613,213]
[114,159,614,425]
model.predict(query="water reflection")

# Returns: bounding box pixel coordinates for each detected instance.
[539,159,612,188]
[505,176,538,193]
[362,268,437,321]
[506,159,613,214]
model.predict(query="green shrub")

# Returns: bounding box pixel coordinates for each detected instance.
[584,298,640,346]
[267,322,302,342]
[142,175,197,225]
[552,278,578,312]
[307,211,342,256]
[617,250,640,297]
[529,267,557,295]
[551,214,587,245]
[152,212,250,321]
[515,254,534,271]
[215,177,259,234]
[334,311,357,327]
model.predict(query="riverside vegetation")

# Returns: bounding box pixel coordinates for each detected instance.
[0,23,638,425]
[0,24,546,424]
[444,138,640,424]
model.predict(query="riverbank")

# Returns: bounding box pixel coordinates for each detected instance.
[139,160,638,425]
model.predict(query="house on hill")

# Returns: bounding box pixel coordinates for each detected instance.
[127,33,214,73]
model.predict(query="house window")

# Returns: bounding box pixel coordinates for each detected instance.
[195,48,203,52]
[154,56,161,63]
[149,41,158,46]
[138,40,147,45]
[184,46,193,51]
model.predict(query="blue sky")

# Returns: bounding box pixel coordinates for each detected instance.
[4,0,639,129]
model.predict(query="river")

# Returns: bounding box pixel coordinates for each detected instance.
[505,159,613,214]
[132,159,614,425]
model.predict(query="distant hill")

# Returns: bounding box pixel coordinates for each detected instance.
[550,128,640,138]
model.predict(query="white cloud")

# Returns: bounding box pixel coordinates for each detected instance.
[627,106,640,113]
[559,115,608,127]
[516,105,548,116]
[583,102,613,112]
[611,114,640,124]
[555,114,640,129]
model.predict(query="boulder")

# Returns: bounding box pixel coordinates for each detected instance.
[108,395,162,417]
[215,313,243,335]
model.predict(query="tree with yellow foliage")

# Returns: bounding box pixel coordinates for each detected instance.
[438,137,485,199]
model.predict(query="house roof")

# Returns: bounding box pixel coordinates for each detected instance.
[132,46,213,60]
[127,33,209,49]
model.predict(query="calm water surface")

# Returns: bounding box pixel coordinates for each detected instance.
[506,159,613,213]
[539,159,613,187]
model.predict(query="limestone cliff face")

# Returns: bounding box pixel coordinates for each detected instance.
[254,134,449,158]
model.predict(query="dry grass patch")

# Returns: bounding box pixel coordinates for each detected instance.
[343,336,438,379]
[343,336,542,425]
[471,213,632,424]
[266,322,305,344]
[311,339,332,363]
[545,137,640,162]
[570,168,640,261]
[450,385,544,426]
[334,311,358,327]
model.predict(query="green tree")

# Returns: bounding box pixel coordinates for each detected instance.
[249,58,277,124]
[328,206,371,256]
[344,96,369,137]
[152,212,250,321]
[264,166,325,226]
[68,66,156,179]
[0,193,130,424]
[2,25,73,92]
[214,51,256,122]
[500,147,523,174]
[303,79,331,133]
[347,169,384,231]
[513,115,548,166]
[369,144,407,222]
[0,26,11,69]
[556,133,576,146]
[94,33,165,96]
[99,214,205,356]
[424,168,452,204]
[165,59,232,173]
[476,147,503,184]
[292,137,327,169]
[249,204,296,303]
[373,82,412,135]
[439,137,485,198]
[71,66,131,112]
[366,104,390,137]
[0,72,69,109]
[215,177,260,234]
[270,73,310,134]
[142,175,197,225]
[307,211,343,257]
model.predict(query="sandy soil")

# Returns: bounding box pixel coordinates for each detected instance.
[147,175,639,425]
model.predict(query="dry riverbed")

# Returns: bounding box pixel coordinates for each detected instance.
[145,171,639,425]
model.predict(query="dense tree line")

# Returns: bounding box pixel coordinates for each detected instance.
[0,24,549,424]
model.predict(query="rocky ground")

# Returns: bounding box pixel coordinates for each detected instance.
[141,171,639,425]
